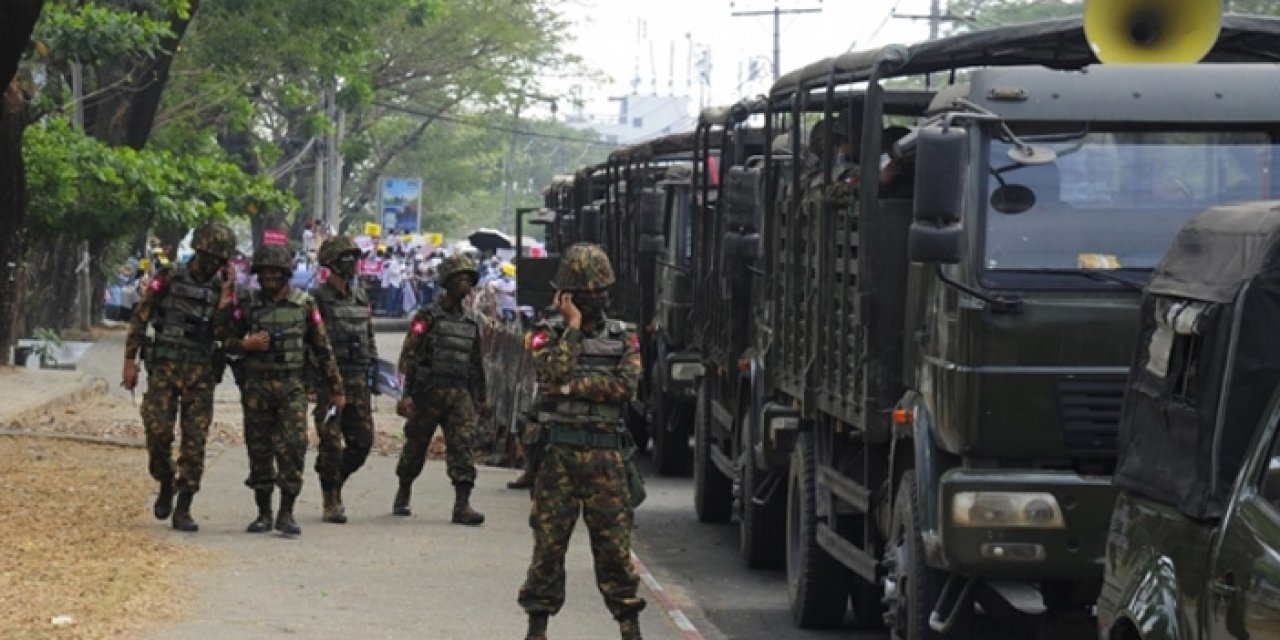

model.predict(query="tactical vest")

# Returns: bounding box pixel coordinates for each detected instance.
[150,266,220,362]
[312,283,372,370]
[542,319,631,426]
[242,289,309,374]
[417,303,478,379]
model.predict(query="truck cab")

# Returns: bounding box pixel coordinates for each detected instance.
[1099,202,1280,640]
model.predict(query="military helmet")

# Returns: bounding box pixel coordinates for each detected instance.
[251,244,293,275]
[192,223,237,260]
[318,235,360,266]
[553,243,615,292]
[438,254,479,285]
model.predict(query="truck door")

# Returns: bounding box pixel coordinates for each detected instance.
[1206,398,1280,640]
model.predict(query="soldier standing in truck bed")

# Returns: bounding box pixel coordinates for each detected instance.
[122,222,237,533]
[393,254,490,525]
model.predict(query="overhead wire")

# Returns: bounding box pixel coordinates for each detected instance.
[372,100,610,145]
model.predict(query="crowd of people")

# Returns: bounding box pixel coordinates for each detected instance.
[108,225,524,327]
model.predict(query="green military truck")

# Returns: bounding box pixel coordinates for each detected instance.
[1098,201,1280,640]
[697,16,1280,638]
[602,132,707,474]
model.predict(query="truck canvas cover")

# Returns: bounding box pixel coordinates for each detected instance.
[1115,201,1280,519]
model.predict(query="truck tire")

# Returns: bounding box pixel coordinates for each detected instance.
[787,430,848,628]
[739,451,784,569]
[694,378,732,523]
[885,474,965,640]
[652,389,692,476]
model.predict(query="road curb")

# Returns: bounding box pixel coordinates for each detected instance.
[633,550,708,640]
[0,374,109,426]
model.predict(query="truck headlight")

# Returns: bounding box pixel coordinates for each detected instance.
[951,492,1065,529]
[670,362,705,381]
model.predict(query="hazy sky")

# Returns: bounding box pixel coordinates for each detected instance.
[548,0,950,117]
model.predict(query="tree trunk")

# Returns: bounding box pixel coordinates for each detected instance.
[0,80,30,356]
[89,235,109,324]
[0,1,46,358]
[24,234,79,333]
[83,1,199,149]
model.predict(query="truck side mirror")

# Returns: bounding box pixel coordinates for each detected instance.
[909,125,967,264]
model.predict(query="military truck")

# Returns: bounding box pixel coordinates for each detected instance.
[1098,202,1280,640]
[601,132,708,474]
[696,16,1280,638]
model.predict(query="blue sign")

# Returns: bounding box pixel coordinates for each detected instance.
[379,177,423,234]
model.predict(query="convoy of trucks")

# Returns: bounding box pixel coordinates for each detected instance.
[519,9,1280,639]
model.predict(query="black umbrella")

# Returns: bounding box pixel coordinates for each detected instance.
[467,228,514,251]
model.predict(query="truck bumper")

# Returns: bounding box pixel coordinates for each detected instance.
[934,469,1118,581]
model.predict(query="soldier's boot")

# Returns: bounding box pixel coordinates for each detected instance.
[393,480,412,516]
[618,615,643,640]
[153,475,175,520]
[506,467,534,490]
[171,491,199,532]
[246,489,274,533]
[451,484,485,526]
[321,488,347,524]
[525,612,549,640]
[275,491,301,535]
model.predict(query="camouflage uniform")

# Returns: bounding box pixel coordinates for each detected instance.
[394,255,487,524]
[218,244,343,535]
[125,222,236,532]
[310,236,378,523]
[518,244,646,640]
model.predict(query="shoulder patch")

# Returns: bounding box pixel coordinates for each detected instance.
[528,331,550,351]
[149,277,166,293]
[310,307,324,326]
[629,333,641,352]
[411,319,428,336]
[232,306,244,322]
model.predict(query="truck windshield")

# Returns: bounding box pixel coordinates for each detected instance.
[983,130,1275,272]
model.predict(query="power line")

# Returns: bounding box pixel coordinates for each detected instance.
[372,101,609,145]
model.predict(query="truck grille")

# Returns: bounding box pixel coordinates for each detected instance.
[1057,376,1127,453]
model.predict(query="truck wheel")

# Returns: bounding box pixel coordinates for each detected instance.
[652,391,692,476]
[786,430,848,628]
[693,379,732,523]
[739,452,784,569]
[885,474,963,640]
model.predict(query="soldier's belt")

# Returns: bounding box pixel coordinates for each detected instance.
[148,345,213,363]
[244,368,304,380]
[547,428,623,450]
[547,401,623,420]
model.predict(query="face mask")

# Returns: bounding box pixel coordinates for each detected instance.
[258,270,287,296]
[333,256,358,280]
[190,252,221,280]
[446,275,473,301]
[573,292,609,321]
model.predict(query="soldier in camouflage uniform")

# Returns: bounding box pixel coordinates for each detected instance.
[122,222,236,532]
[393,254,490,525]
[309,236,378,523]
[217,244,345,536]
[517,243,646,640]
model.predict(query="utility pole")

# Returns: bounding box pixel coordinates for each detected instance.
[326,90,344,232]
[894,0,967,41]
[731,1,823,80]
[499,95,523,235]
[71,62,91,332]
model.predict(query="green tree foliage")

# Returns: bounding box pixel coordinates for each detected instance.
[160,0,582,238]
[23,118,292,241]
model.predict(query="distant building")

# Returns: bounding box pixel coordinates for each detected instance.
[565,93,694,147]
